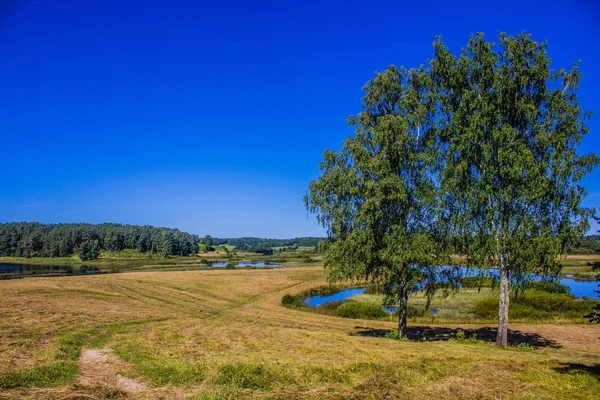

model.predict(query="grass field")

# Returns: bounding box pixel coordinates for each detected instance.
[0,266,599,399]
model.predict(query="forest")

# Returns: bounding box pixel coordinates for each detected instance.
[0,222,200,260]
[0,223,324,260]
[212,236,322,252]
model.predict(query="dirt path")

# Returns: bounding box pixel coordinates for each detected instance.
[77,349,146,396]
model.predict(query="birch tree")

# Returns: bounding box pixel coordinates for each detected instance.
[431,33,599,346]
[305,66,450,338]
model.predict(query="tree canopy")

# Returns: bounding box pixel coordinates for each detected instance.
[432,32,598,345]
[305,65,452,338]
[0,222,200,259]
[306,32,598,344]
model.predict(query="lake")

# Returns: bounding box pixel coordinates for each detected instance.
[0,264,101,279]
[211,261,280,268]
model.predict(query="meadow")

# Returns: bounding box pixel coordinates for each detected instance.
[0,265,599,400]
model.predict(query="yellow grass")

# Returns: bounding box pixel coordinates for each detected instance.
[0,267,599,399]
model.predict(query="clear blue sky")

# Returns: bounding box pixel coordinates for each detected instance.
[1,0,599,237]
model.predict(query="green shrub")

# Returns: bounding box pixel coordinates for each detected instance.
[386,304,426,317]
[472,290,596,320]
[384,329,400,340]
[281,294,301,308]
[364,283,385,294]
[455,329,479,343]
[521,281,570,294]
[336,301,387,319]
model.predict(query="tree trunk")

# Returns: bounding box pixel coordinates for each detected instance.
[496,261,510,347]
[397,284,409,339]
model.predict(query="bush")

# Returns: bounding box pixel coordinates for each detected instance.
[472,290,596,320]
[336,301,387,319]
[364,283,386,294]
[386,304,426,317]
[521,281,570,294]
[281,294,301,308]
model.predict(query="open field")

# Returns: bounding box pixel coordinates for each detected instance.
[0,266,599,399]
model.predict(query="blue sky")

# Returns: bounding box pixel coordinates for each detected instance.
[1,0,599,237]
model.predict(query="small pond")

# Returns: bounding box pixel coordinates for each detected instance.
[302,287,366,307]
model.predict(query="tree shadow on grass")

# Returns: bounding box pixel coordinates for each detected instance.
[554,363,600,380]
[351,325,561,348]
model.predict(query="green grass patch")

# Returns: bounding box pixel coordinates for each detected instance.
[113,338,204,385]
[299,366,351,385]
[0,361,78,389]
[336,301,387,319]
[215,362,292,390]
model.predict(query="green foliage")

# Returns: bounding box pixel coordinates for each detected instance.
[281,294,301,308]
[78,239,100,261]
[336,301,387,319]
[454,329,479,344]
[432,32,599,344]
[521,281,570,294]
[0,222,200,258]
[472,290,596,320]
[212,237,322,251]
[569,234,600,255]
[305,62,452,337]
[384,329,400,340]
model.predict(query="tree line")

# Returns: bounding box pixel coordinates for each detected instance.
[211,237,322,252]
[0,223,325,260]
[0,222,201,260]
[306,32,599,345]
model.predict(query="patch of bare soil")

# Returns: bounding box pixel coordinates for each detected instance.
[77,349,146,396]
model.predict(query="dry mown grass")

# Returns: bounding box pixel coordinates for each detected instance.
[0,267,599,399]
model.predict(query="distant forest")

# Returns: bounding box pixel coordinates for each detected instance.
[0,222,201,260]
[1,221,594,259]
[212,237,322,252]
[0,222,323,260]
[572,235,600,254]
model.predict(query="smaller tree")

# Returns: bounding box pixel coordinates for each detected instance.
[78,240,100,261]
[306,65,452,338]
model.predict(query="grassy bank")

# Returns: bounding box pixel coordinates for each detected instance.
[283,284,598,324]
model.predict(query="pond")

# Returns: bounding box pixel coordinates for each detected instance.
[211,261,280,268]
[0,264,101,279]
[302,269,598,310]
[302,287,366,307]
